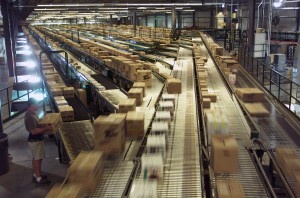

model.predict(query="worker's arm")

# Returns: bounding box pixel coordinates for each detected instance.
[26,115,51,135]
[29,125,50,135]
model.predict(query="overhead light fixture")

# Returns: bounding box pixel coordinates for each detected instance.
[273,0,286,8]
[137,7,146,9]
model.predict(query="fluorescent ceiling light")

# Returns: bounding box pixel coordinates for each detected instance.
[137,7,146,9]
[273,0,285,7]
[184,9,195,12]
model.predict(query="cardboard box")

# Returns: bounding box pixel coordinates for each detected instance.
[39,113,62,134]
[132,82,146,96]
[211,135,238,173]
[76,89,87,107]
[244,103,269,116]
[167,78,182,94]
[63,87,75,98]
[206,111,229,143]
[141,153,164,181]
[51,88,63,97]
[216,180,245,198]
[202,92,217,102]
[136,70,152,87]
[68,151,103,192]
[236,88,265,102]
[46,184,83,198]
[118,98,136,113]
[128,88,143,106]
[126,111,144,138]
[58,106,74,122]
[202,98,211,109]
[93,113,126,155]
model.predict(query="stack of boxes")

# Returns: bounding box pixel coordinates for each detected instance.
[128,88,144,106]
[193,43,217,109]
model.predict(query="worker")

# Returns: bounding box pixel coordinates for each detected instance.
[24,98,51,184]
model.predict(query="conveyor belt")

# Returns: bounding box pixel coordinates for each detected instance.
[58,120,94,162]
[90,74,119,90]
[197,39,269,197]
[87,161,134,198]
[132,48,203,197]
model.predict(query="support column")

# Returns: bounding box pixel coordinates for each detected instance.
[8,5,16,82]
[133,12,137,37]
[192,11,196,27]
[110,14,113,27]
[1,0,15,77]
[248,0,256,50]
[0,100,9,175]
[210,8,215,28]
[165,13,168,28]
[172,6,176,29]
[177,11,181,29]
[145,15,148,26]
[296,2,300,31]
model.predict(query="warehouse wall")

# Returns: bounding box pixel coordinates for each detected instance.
[139,11,211,29]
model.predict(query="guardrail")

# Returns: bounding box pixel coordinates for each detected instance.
[0,79,42,123]
[238,44,300,118]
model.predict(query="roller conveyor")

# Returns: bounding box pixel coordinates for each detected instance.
[132,48,203,197]
[58,120,94,162]
[197,40,269,197]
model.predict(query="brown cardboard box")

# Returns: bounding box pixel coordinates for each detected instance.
[216,180,245,198]
[63,87,75,98]
[167,78,182,94]
[132,82,146,96]
[276,147,298,178]
[68,151,104,192]
[244,103,269,116]
[46,184,83,198]
[202,93,217,102]
[212,135,238,173]
[45,74,59,82]
[51,88,63,97]
[236,88,265,102]
[136,70,152,87]
[126,111,144,138]
[293,173,300,197]
[39,113,62,134]
[215,47,224,56]
[282,158,300,179]
[93,113,126,155]
[202,98,211,109]
[76,89,87,107]
[128,88,143,106]
[118,98,136,113]
[58,106,74,122]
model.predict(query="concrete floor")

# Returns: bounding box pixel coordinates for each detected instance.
[0,112,68,198]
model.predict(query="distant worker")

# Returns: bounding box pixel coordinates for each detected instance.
[24,98,51,184]
[216,9,228,29]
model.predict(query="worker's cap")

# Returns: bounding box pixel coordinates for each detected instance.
[27,97,39,107]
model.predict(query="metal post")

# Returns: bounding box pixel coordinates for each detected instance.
[165,13,168,28]
[0,99,9,176]
[193,11,196,28]
[177,11,181,29]
[1,0,15,78]
[248,0,256,51]
[297,2,300,31]
[172,6,176,29]
[278,75,281,99]
[110,14,113,27]
[289,82,293,109]
[210,8,214,28]
[133,12,137,37]
[145,15,148,26]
